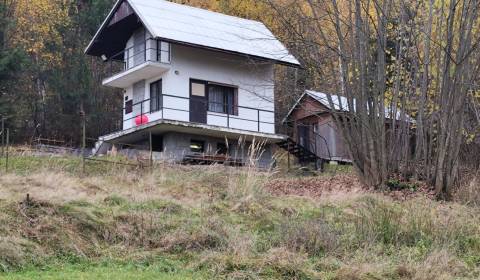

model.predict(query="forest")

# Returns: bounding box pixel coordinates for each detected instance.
[1,0,480,196]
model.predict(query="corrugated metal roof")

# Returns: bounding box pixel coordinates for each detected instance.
[305,90,351,111]
[283,90,413,122]
[86,0,300,66]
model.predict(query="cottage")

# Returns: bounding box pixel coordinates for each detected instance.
[85,0,300,167]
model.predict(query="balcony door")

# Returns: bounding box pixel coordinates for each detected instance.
[190,80,207,124]
[133,80,145,117]
[133,30,145,67]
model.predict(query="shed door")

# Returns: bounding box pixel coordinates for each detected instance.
[190,80,207,124]
[298,125,311,149]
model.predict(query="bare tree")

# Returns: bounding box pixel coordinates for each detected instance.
[266,0,480,197]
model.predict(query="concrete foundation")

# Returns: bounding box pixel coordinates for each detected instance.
[101,131,276,169]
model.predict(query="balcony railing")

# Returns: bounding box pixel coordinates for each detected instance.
[122,94,275,133]
[105,38,171,78]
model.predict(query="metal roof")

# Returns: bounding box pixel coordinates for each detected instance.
[86,0,300,67]
[283,90,413,123]
[305,90,351,111]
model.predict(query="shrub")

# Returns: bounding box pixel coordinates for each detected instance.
[351,196,403,246]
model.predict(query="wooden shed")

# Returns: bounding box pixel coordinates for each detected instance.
[283,90,352,163]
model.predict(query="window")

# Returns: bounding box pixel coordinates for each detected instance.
[208,84,237,115]
[157,40,171,63]
[191,82,206,97]
[152,135,163,152]
[190,140,205,153]
[125,100,133,114]
[150,80,162,112]
[217,142,228,155]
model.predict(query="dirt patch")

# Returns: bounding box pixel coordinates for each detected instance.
[265,174,365,199]
[265,173,436,201]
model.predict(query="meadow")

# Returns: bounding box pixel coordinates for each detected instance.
[0,154,479,279]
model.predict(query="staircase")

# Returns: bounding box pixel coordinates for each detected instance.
[91,139,112,156]
[277,137,324,169]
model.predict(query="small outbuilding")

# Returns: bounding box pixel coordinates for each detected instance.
[283,90,353,164]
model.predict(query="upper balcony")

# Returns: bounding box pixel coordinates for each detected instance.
[103,39,171,88]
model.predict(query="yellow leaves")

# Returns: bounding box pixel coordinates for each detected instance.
[471,90,480,99]
[12,0,72,68]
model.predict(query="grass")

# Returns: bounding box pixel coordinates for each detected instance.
[0,154,479,279]
[1,259,209,280]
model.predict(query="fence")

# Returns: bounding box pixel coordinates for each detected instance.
[0,116,155,174]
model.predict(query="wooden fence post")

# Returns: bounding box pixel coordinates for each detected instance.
[81,107,86,174]
[1,117,4,158]
[149,131,153,172]
[5,128,9,172]
[287,142,291,172]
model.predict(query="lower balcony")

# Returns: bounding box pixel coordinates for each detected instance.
[115,95,276,137]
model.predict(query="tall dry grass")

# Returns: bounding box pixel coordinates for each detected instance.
[456,172,480,206]
[0,154,479,279]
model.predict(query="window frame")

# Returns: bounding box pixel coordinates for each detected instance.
[190,140,205,153]
[150,79,162,113]
[125,100,133,114]
[208,83,236,115]
[190,80,207,97]
[151,135,164,152]
[198,81,238,115]
[156,40,171,64]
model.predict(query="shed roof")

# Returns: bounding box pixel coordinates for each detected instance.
[283,90,413,123]
[85,0,300,67]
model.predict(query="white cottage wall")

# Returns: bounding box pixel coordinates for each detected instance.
[122,39,276,134]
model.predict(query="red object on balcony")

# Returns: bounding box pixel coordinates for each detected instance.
[135,115,149,126]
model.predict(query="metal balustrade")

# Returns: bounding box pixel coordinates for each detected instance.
[121,94,275,133]
[104,38,171,78]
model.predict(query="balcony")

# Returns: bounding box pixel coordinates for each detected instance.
[121,95,276,135]
[102,39,171,88]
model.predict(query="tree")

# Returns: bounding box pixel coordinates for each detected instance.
[0,0,26,130]
[265,0,480,197]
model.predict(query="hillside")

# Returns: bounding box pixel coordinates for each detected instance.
[0,156,479,279]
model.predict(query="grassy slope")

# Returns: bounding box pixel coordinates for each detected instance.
[0,155,479,279]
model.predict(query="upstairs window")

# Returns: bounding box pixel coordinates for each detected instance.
[150,80,162,112]
[157,40,171,64]
[208,84,237,115]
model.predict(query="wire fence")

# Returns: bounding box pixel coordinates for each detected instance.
[0,114,345,175]
[0,120,154,174]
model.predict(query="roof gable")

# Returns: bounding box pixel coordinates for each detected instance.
[86,0,300,67]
